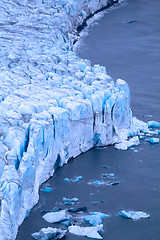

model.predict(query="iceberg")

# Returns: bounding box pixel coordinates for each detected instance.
[63,197,79,205]
[68,225,103,239]
[31,227,67,240]
[148,138,159,144]
[43,210,71,223]
[83,212,109,226]
[119,210,150,220]
[148,121,160,128]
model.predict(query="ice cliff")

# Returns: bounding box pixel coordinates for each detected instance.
[0,0,151,239]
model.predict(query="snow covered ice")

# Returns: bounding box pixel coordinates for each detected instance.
[0,0,159,239]
[43,210,71,223]
[31,227,67,240]
[119,210,150,220]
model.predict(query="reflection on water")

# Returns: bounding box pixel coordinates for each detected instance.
[17,0,160,239]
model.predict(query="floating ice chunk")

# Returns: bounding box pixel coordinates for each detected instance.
[68,225,103,239]
[74,176,83,182]
[115,136,140,150]
[41,187,52,193]
[119,210,150,220]
[109,173,115,177]
[83,212,109,226]
[43,210,71,223]
[148,138,159,144]
[63,197,78,205]
[91,201,104,204]
[64,178,69,182]
[31,227,67,239]
[148,121,160,128]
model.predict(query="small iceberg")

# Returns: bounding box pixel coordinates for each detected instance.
[91,201,104,204]
[41,187,52,193]
[148,138,159,144]
[119,210,150,220]
[43,210,71,223]
[68,225,103,239]
[31,227,67,239]
[83,212,109,226]
[148,120,160,128]
[63,197,78,205]
[73,176,83,182]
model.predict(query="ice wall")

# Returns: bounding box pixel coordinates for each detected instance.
[0,0,149,239]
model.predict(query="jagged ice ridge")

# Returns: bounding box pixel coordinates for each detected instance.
[0,0,154,239]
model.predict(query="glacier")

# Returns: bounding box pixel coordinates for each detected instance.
[0,0,158,239]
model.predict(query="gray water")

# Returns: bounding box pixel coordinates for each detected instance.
[17,0,160,239]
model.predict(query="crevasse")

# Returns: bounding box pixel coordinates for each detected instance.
[0,0,150,239]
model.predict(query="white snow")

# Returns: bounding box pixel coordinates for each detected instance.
[0,0,158,239]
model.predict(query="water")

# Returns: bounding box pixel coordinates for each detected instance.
[17,0,160,239]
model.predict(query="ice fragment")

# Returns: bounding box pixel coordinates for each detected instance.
[119,210,150,220]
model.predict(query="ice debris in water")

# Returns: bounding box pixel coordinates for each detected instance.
[68,225,103,239]
[148,121,160,128]
[63,176,83,183]
[91,201,104,204]
[68,207,88,213]
[119,210,150,220]
[41,187,52,193]
[148,138,159,144]
[83,212,109,226]
[43,210,71,223]
[115,136,140,150]
[31,227,67,240]
[63,197,78,205]
[64,178,69,182]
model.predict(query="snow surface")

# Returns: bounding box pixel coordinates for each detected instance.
[0,0,158,239]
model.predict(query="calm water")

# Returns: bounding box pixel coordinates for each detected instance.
[17,0,160,239]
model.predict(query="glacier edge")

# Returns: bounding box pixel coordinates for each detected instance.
[0,0,152,239]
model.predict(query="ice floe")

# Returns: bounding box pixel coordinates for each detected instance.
[68,224,103,239]
[83,212,109,226]
[31,227,67,240]
[43,210,71,223]
[119,210,150,220]
[63,197,79,205]
[148,138,159,144]
[148,121,160,128]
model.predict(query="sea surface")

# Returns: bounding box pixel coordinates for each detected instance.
[17,0,160,239]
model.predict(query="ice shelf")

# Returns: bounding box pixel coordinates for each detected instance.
[0,0,156,239]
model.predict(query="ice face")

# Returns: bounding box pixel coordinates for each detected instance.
[0,0,158,239]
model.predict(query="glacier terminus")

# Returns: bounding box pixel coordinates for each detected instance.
[0,0,159,239]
